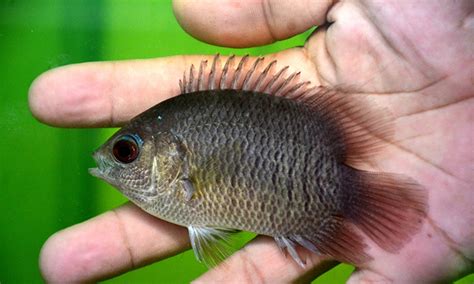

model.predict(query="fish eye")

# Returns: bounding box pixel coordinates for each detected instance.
[112,135,140,163]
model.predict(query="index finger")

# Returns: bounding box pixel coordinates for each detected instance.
[28,50,318,127]
[28,56,197,127]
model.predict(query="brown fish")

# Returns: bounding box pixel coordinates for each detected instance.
[89,55,427,267]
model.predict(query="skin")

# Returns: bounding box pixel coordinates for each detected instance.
[29,0,473,283]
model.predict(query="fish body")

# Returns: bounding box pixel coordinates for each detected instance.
[130,89,341,233]
[90,55,427,267]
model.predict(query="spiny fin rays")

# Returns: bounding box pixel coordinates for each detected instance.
[274,235,321,268]
[178,54,316,101]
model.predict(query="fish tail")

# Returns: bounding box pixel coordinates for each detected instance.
[341,165,427,254]
[295,166,427,266]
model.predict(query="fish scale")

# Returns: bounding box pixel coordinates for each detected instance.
[165,91,342,232]
[90,55,427,268]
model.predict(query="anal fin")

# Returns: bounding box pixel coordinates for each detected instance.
[274,235,321,267]
[275,236,306,267]
[276,225,370,267]
[311,220,370,265]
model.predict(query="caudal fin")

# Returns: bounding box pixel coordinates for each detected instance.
[342,165,427,253]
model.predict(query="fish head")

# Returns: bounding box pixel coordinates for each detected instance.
[88,120,166,205]
[89,106,188,212]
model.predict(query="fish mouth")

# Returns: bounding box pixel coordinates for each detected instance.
[89,150,112,180]
[88,161,117,187]
[88,164,122,191]
[88,167,104,178]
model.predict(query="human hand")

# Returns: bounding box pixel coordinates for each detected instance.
[30,0,473,282]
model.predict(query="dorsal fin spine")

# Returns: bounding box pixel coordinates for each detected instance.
[187,64,195,93]
[197,60,207,92]
[264,65,289,94]
[242,57,264,91]
[285,81,309,99]
[275,71,300,97]
[208,53,220,90]
[181,71,187,94]
[231,55,249,89]
[220,55,235,90]
[254,60,277,92]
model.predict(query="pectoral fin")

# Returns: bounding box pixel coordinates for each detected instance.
[188,226,239,267]
[181,178,195,201]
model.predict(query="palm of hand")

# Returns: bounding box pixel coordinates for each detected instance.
[300,2,473,282]
[31,1,473,283]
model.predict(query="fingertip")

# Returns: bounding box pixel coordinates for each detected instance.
[39,211,132,283]
[28,68,58,126]
[39,231,63,283]
[28,63,113,127]
[39,230,95,283]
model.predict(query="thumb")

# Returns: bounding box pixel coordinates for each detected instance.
[172,0,334,47]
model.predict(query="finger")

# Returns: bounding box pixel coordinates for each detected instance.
[29,50,318,127]
[29,56,195,127]
[39,203,189,283]
[173,0,333,47]
[194,236,339,283]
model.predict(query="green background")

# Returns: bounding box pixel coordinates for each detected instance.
[0,1,472,283]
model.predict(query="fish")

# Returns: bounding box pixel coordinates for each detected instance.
[89,54,427,268]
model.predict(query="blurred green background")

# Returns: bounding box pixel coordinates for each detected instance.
[0,1,472,283]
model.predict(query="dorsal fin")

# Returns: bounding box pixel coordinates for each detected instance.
[178,54,394,166]
[179,54,307,97]
[300,87,394,166]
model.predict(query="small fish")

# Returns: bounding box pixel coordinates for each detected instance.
[89,55,427,267]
